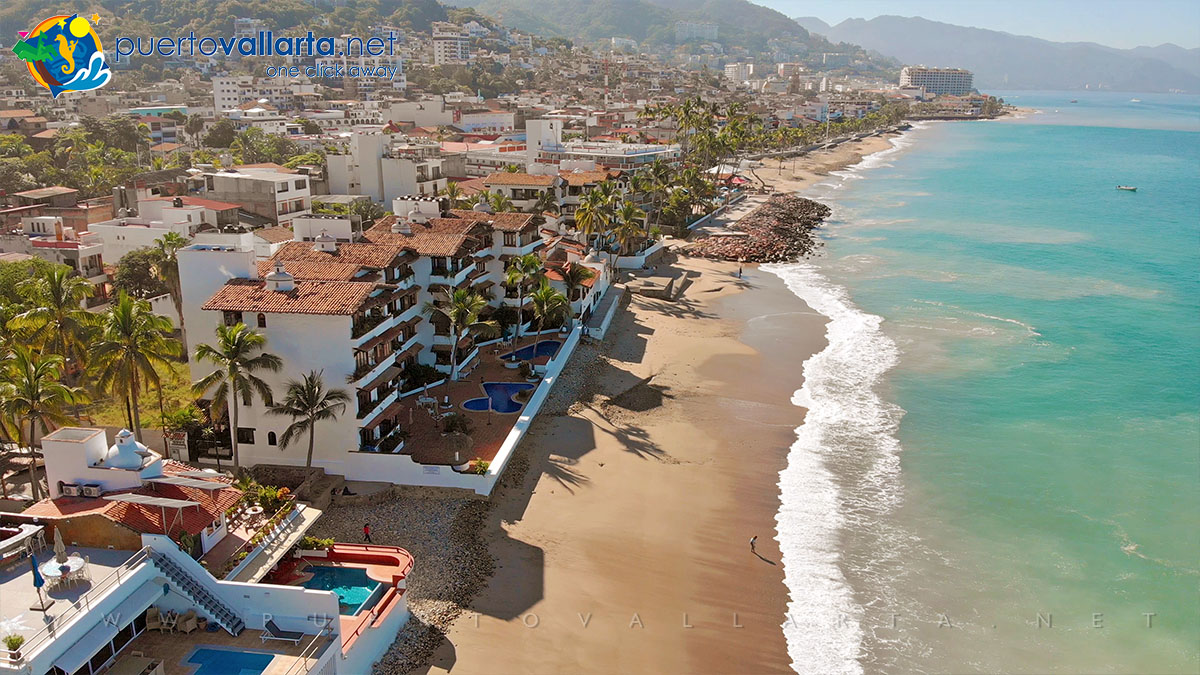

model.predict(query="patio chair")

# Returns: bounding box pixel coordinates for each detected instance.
[146,607,165,632]
[177,610,199,634]
[261,619,303,645]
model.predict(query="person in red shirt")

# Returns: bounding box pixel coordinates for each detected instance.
[363,522,372,543]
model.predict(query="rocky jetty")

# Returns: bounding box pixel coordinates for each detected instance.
[687,194,831,263]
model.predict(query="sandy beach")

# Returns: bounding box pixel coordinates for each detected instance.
[757,133,895,194]
[406,252,823,674]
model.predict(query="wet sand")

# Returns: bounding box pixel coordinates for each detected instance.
[758,134,895,194]
[419,254,828,674]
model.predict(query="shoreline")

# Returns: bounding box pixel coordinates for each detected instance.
[412,133,898,674]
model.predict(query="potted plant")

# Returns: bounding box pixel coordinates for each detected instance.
[469,458,490,475]
[4,634,25,659]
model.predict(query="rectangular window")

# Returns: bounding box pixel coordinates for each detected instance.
[236,427,256,445]
[295,179,306,190]
[223,311,243,326]
[504,232,517,247]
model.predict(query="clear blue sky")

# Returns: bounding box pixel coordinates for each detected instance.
[758,0,1200,49]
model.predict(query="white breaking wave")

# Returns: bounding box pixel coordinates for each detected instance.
[766,261,903,675]
[765,128,916,674]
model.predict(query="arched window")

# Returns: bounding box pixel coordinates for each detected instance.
[256,313,267,328]
[267,431,277,446]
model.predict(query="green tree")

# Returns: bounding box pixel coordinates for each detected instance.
[203,119,236,148]
[267,370,349,468]
[503,253,542,338]
[559,264,596,322]
[9,266,98,369]
[527,280,570,354]
[440,181,464,208]
[90,292,182,441]
[113,248,169,299]
[488,191,515,213]
[0,348,78,500]
[154,232,189,335]
[192,324,282,470]
[422,289,499,381]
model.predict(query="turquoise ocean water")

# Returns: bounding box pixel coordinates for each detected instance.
[769,92,1199,673]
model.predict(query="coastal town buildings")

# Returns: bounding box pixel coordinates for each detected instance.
[327,127,452,204]
[899,66,975,96]
[432,22,471,66]
[674,20,719,42]
[200,170,312,226]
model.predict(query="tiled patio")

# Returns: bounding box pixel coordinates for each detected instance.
[121,623,332,675]
[380,335,562,466]
[0,547,135,645]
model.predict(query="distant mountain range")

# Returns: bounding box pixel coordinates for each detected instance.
[794,15,1200,93]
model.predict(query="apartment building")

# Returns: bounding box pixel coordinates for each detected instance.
[674,21,718,41]
[723,63,754,82]
[526,119,681,172]
[454,109,516,133]
[177,198,548,479]
[482,172,565,213]
[0,216,107,288]
[899,66,975,96]
[432,22,470,65]
[327,127,450,204]
[200,170,311,225]
[89,196,242,261]
[212,76,317,113]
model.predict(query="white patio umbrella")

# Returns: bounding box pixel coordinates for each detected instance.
[53,528,67,564]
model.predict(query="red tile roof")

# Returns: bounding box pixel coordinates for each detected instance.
[446,209,538,233]
[20,460,241,537]
[273,240,406,268]
[560,169,619,186]
[202,278,377,315]
[256,259,367,281]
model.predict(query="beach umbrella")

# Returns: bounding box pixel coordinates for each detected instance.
[30,552,52,611]
[53,528,66,564]
[442,432,473,464]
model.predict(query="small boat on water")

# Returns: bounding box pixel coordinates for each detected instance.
[1116,185,1137,191]
[1130,98,1142,103]
[1070,99,1078,103]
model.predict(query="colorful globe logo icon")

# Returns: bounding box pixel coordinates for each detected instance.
[15,14,111,98]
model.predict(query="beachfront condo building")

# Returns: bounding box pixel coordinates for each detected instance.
[899,66,975,96]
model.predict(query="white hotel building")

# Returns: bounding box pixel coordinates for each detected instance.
[899,66,975,96]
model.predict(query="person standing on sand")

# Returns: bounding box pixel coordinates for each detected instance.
[750,535,757,553]
[363,522,372,544]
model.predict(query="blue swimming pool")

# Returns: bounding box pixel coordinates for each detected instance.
[502,340,561,362]
[462,381,535,414]
[186,647,274,675]
[299,565,382,615]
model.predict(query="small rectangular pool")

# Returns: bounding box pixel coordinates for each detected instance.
[299,565,383,615]
[186,647,274,675]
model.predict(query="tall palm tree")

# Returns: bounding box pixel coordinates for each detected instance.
[10,266,98,369]
[0,348,78,500]
[531,190,559,215]
[91,292,182,440]
[503,253,542,339]
[574,190,610,251]
[422,289,499,381]
[267,370,349,468]
[527,280,570,354]
[154,232,190,336]
[613,200,648,269]
[192,323,282,471]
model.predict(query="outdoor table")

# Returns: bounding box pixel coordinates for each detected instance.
[39,555,84,581]
[244,506,265,526]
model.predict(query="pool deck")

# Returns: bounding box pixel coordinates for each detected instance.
[123,625,332,675]
[382,335,561,466]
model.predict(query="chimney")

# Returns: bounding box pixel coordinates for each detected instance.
[393,212,414,235]
[264,261,295,292]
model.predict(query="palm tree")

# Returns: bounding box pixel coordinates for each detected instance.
[527,280,570,354]
[422,289,499,381]
[9,266,98,369]
[574,190,610,251]
[503,253,542,339]
[559,264,596,328]
[91,292,182,441]
[192,324,282,471]
[613,200,648,270]
[154,232,190,336]
[531,190,559,215]
[0,348,78,500]
[441,181,464,208]
[267,370,349,468]
[488,191,515,213]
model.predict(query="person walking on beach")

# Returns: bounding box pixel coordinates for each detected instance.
[750,535,758,553]
[363,522,373,544]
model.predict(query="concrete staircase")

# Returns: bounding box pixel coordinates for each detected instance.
[148,549,245,635]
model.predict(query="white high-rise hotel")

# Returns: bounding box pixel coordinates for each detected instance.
[899,66,975,96]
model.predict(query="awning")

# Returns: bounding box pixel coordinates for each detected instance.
[358,364,403,392]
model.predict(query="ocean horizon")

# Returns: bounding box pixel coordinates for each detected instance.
[770,91,1200,673]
